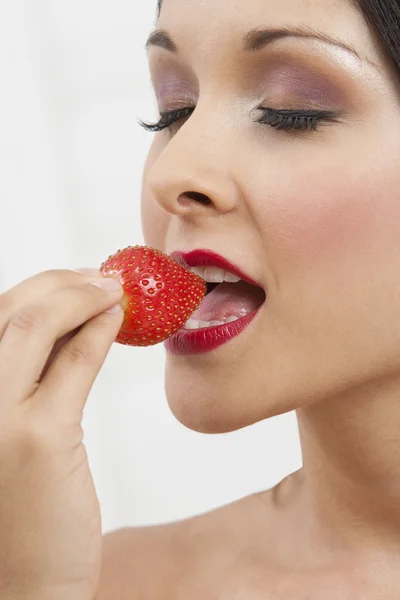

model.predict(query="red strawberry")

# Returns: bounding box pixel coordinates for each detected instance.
[99,245,207,346]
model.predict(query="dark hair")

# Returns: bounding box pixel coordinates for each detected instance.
[156,0,400,76]
[358,0,400,75]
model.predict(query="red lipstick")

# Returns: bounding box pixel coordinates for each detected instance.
[165,249,265,355]
[170,249,261,287]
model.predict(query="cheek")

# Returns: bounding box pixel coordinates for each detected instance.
[253,152,400,281]
[140,137,170,249]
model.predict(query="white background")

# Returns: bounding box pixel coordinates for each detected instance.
[0,0,302,533]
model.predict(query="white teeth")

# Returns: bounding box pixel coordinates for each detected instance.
[223,272,241,283]
[199,320,211,328]
[225,315,239,323]
[203,266,226,283]
[190,266,206,278]
[183,316,240,329]
[190,266,242,284]
[184,319,200,329]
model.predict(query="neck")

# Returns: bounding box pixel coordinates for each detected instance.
[296,372,400,552]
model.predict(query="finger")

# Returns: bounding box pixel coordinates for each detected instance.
[0,269,104,339]
[0,279,123,406]
[38,327,82,384]
[0,269,104,392]
[36,306,124,414]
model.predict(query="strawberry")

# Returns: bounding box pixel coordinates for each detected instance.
[99,245,207,346]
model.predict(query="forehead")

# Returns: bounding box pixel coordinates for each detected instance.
[157,0,372,52]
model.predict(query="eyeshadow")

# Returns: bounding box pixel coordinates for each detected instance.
[151,58,198,109]
[157,74,191,98]
[262,60,347,108]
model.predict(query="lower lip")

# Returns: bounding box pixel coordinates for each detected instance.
[164,305,263,355]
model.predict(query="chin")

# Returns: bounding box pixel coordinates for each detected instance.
[165,390,243,434]
[164,355,292,434]
[165,391,254,434]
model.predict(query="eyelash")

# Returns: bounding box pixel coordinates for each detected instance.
[138,106,341,134]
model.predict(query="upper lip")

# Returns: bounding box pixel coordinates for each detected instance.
[170,249,264,289]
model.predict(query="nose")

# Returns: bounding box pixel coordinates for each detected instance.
[145,119,241,219]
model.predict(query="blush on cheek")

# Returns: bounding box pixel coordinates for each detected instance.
[264,163,397,274]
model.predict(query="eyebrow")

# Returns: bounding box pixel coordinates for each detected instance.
[145,25,361,62]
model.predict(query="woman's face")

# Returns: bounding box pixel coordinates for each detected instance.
[141,0,400,433]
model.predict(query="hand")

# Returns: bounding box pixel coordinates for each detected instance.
[0,268,124,600]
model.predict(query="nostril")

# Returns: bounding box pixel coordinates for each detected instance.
[179,191,212,206]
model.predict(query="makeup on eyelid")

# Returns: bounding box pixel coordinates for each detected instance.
[150,49,358,115]
[261,64,346,108]
[157,76,194,103]
[153,74,345,113]
[151,58,198,108]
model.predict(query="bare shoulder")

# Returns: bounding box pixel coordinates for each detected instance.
[98,470,366,599]
[98,519,191,599]
[97,489,276,600]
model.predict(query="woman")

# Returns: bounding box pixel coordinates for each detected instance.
[1,0,400,598]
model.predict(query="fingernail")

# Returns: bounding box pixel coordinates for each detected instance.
[106,302,123,314]
[91,278,122,291]
[74,268,102,276]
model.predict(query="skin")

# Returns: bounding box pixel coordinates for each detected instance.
[100,0,400,597]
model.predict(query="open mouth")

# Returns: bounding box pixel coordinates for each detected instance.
[167,249,266,354]
[183,266,267,330]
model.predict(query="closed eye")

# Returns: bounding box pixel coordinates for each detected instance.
[138,105,342,134]
[138,107,194,133]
